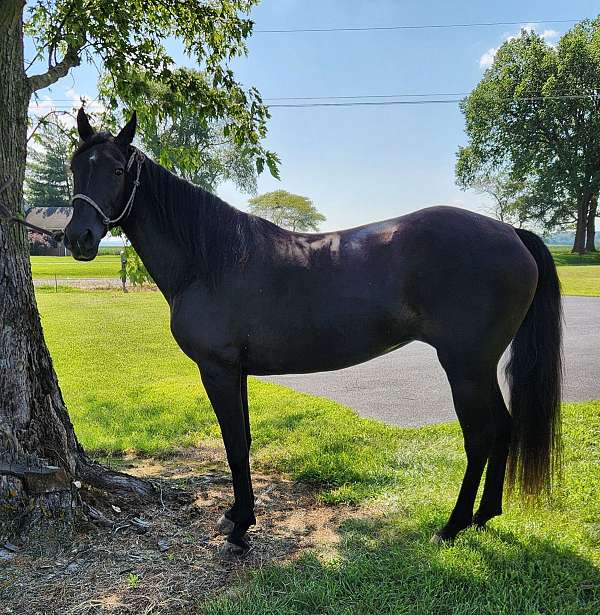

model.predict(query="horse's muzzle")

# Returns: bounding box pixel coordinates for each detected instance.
[64,227,100,261]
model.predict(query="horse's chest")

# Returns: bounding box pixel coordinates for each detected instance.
[169,291,238,365]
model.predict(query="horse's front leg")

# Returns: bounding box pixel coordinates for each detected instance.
[199,361,255,554]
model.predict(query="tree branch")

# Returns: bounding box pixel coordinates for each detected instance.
[28,45,81,93]
[27,110,74,143]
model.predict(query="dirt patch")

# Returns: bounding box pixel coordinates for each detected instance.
[0,456,351,615]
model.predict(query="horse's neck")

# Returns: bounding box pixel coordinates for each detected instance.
[120,163,194,299]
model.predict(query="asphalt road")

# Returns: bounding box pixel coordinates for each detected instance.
[261,296,599,427]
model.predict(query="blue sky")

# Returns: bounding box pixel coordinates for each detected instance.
[27,1,599,231]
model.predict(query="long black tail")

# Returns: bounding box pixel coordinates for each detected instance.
[505,228,563,497]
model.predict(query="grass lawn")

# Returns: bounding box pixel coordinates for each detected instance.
[550,247,600,295]
[549,246,600,266]
[558,266,600,297]
[30,254,121,278]
[36,288,600,613]
[205,395,600,614]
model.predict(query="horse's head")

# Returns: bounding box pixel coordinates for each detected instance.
[64,108,137,260]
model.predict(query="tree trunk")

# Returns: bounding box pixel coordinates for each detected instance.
[572,194,589,253]
[0,2,154,546]
[585,194,597,252]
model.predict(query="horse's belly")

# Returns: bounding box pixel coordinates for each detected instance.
[244,318,415,375]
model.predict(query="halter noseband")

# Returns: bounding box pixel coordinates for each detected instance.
[71,147,145,228]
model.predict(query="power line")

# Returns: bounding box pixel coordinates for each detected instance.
[42,93,472,102]
[30,94,600,111]
[269,99,462,108]
[267,94,600,108]
[255,18,581,34]
[264,92,470,101]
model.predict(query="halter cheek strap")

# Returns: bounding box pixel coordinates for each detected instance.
[71,148,145,228]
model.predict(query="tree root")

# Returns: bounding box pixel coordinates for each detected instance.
[77,457,158,503]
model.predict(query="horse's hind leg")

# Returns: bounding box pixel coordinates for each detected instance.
[473,381,511,528]
[433,355,496,542]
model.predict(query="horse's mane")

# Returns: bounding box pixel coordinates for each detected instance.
[139,151,283,288]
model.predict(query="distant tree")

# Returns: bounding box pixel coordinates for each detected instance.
[248,190,325,232]
[100,68,258,195]
[26,122,73,209]
[456,146,576,230]
[456,149,525,225]
[457,19,600,253]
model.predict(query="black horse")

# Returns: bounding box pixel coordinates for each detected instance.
[65,110,562,554]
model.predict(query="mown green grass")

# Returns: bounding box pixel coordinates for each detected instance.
[36,289,599,613]
[37,289,599,613]
[549,245,600,266]
[30,254,121,278]
[558,266,600,297]
[552,246,600,295]
[204,400,599,615]
[37,288,400,501]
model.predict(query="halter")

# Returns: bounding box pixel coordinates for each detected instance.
[71,148,145,228]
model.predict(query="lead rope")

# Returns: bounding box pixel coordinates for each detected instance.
[0,176,63,239]
[71,148,145,228]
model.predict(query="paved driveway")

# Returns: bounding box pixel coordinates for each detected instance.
[261,296,599,427]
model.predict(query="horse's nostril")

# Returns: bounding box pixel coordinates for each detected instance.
[80,229,95,250]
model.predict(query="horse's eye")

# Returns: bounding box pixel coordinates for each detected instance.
[115,168,124,176]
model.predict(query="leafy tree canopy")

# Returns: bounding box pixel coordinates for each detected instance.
[99,68,257,194]
[26,0,279,177]
[456,18,600,251]
[248,190,326,232]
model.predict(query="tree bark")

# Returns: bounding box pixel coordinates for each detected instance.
[0,2,155,545]
[585,194,597,252]
[572,193,589,253]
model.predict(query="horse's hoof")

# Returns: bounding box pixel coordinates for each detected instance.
[430,530,455,545]
[471,518,488,531]
[430,533,445,545]
[472,509,500,529]
[219,538,250,558]
[216,514,235,535]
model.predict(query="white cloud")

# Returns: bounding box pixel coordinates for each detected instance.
[478,24,561,69]
[479,47,498,68]
[540,29,560,44]
[519,24,559,42]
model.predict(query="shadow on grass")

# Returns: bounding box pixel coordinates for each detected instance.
[551,248,600,266]
[203,511,600,615]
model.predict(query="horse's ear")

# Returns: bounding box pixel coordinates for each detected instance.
[115,111,137,147]
[77,107,94,141]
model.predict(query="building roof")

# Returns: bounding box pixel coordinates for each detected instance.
[25,206,72,231]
